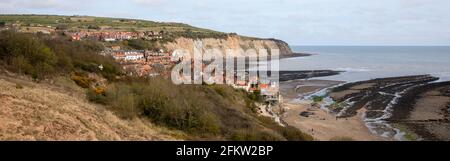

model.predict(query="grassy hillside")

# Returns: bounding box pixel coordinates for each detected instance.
[0,30,312,141]
[0,14,235,40]
[0,14,214,32]
[87,77,313,141]
[0,73,179,141]
[0,30,122,80]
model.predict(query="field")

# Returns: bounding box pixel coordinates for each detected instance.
[0,14,237,40]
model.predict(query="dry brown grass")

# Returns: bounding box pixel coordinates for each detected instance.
[0,75,180,141]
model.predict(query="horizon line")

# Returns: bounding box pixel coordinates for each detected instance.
[291,45,450,47]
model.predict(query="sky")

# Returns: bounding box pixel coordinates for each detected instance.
[1,0,450,46]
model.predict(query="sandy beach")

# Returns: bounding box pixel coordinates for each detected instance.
[282,102,387,141]
[280,79,387,141]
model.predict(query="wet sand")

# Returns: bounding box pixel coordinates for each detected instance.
[280,79,342,100]
[392,81,450,140]
[282,103,386,141]
[325,75,450,140]
[279,73,450,141]
[280,79,386,141]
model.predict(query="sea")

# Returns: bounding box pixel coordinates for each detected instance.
[282,46,450,82]
[280,46,450,140]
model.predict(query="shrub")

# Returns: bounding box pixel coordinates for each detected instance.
[211,85,227,97]
[210,85,238,101]
[84,76,313,140]
[137,82,221,134]
[248,90,263,102]
[280,126,314,141]
[256,116,314,141]
[86,88,108,104]
[87,25,100,30]
[15,83,24,89]
[112,86,138,119]
[94,86,106,95]
[72,76,91,88]
[10,55,33,75]
[0,30,122,81]
[0,30,316,140]
[245,98,259,113]
[56,24,68,30]
[230,130,282,141]
[70,74,93,88]
[126,39,156,50]
[91,79,221,134]
[0,31,57,80]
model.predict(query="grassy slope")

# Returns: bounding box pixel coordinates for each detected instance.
[1,14,221,34]
[0,30,311,141]
[0,72,180,141]
[0,14,262,40]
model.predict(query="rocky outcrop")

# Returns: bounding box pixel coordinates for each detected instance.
[164,36,293,57]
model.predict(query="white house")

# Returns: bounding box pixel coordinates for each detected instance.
[124,51,144,61]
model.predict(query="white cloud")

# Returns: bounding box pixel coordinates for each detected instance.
[0,0,64,10]
[18,0,62,9]
[1,0,450,45]
[132,0,165,6]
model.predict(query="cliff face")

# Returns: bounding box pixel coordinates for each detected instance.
[164,36,293,57]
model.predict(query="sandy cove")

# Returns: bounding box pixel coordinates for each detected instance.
[279,79,388,141]
[282,102,387,141]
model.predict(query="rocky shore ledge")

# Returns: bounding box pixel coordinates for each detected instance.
[327,75,450,140]
[279,70,342,82]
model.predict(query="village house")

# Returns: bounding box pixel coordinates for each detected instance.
[65,30,167,41]
[143,30,164,40]
[111,51,126,60]
[230,72,280,104]
[169,59,281,104]
[111,45,121,51]
[233,80,249,91]
[102,48,175,77]
[66,31,139,41]
[66,31,89,40]
[260,81,280,105]
[110,50,145,61]
[124,51,145,61]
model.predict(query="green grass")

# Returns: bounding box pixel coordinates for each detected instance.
[0,29,310,141]
[0,14,267,41]
[0,14,233,40]
[0,30,122,80]
[86,77,313,141]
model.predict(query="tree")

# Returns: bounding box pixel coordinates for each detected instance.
[127,39,156,50]
[56,24,68,30]
[87,25,100,30]
[0,30,122,80]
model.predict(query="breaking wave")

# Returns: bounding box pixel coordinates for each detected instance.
[336,67,371,72]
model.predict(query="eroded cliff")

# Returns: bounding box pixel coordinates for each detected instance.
[164,36,293,57]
